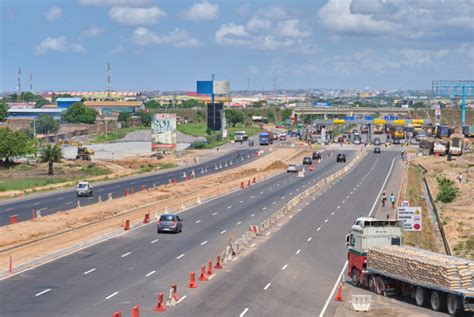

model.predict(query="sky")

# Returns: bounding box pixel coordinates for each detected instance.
[1,0,473,92]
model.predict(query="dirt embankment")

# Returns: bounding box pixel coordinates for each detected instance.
[414,153,474,259]
[0,148,309,270]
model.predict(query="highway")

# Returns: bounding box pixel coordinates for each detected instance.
[0,149,354,316]
[0,146,258,226]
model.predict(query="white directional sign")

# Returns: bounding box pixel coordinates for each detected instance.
[397,207,422,231]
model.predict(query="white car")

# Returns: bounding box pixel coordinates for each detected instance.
[76,182,93,197]
[287,164,297,173]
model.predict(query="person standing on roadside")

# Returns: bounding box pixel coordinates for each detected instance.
[390,193,396,208]
[458,173,463,184]
[381,192,387,207]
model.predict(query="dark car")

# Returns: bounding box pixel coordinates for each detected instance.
[374,147,381,154]
[373,138,381,146]
[157,214,183,233]
[393,139,401,145]
[312,152,321,160]
[303,157,313,165]
[337,154,346,163]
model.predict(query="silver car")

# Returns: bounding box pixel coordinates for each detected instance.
[287,164,297,173]
[157,214,183,233]
[76,182,93,197]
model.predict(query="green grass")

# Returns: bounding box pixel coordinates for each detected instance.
[139,162,178,174]
[90,126,147,143]
[80,164,110,177]
[176,123,208,137]
[0,178,69,192]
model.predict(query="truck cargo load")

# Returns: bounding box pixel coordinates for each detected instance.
[434,139,448,155]
[449,133,464,155]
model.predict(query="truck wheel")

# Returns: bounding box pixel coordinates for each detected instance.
[351,268,360,287]
[415,286,427,307]
[368,276,376,292]
[430,291,445,311]
[376,276,386,296]
[446,294,460,315]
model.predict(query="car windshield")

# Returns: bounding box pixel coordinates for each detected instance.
[160,215,175,221]
[77,183,88,189]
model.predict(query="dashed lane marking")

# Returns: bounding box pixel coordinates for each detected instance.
[264,283,271,290]
[83,268,96,275]
[151,239,159,244]
[232,256,239,262]
[265,232,271,236]
[250,213,255,217]
[200,240,208,246]
[262,207,267,210]
[240,308,249,317]
[227,206,232,209]
[331,212,335,216]
[250,243,256,247]
[250,196,254,198]
[35,289,51,297]
[236,221,242,226]
[307,237,312,242]
[65,201,72,205]
[195,220,201,224]
[317,227,321,231]
[220,230,227,234]
[281,264,288,271]
[105,292,119,300]
[296,249,301,255]
[146,270,156,277]
[324,219,328,223]
[176,253,185,260]
[212,212,218,216]
[121,252,131,258]
[177,295,187,304]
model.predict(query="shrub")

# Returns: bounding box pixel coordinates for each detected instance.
[436,175,458,203]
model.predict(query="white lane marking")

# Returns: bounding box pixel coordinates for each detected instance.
[337,205,340,209]
[83,268,96,275]
[250,243,256,247]
[265,232,271,236]
[121,252,131,258]
[227,206,232,209]
[240,308,249,317]
[331,212,335,216]
[269,187,272,190]
[250,213,255,217]
[115,185,120,188]
[296,249,301,255]
[319,157,397,317]
[342,200,345,204]
[324,219,328,223]
[236,221,242,226]
[278,223,282,227]
[306,202,310,206]
[220,230,227,234]
[289,192,293,195]
[264,283,271,290]
[281,264,288,271]
[346,195,350,199]
[307,237,312,242]
[250,196,254,198]
[195,220,201,224]
[208,274,216,280]
[32,202,40,206]
[272,201,276,204]
[232,256,239,262]
[150,239,159,244]
[200,240,208,246]
[105,291,119,300]
[212,212,218,216]
[262,207,267,210]
[177,295,187,304]
[350,191,353,195]
[65,201,72,205]
[35,288,51,297]
[146,270,156,277]
[260,192,264,194]
[239,200,244,203]
[56,197,64,200]
[176,253,185,259]
[5,207,13,211]
[281,197,285,200]
[298,208,302,211]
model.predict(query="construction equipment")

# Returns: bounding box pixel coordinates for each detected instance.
[346,217,474,315]
[76,146,95,161]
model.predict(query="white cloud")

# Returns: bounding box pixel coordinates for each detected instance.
[181,1,218,22]
[35,36,85,55]
[79,0,152,6]
[109,6,167,26]
[132,27,201,48]
[215,23,251,46]
[246,17,271,32]
[45,6,62,21]
[317,0,395,35]
[278,20,310,38]
[83,26,103,37]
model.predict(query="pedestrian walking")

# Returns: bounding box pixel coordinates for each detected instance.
[390,193,396,208]
[401,149,405,161]
[381,192,387,207]
[458,173,463,184]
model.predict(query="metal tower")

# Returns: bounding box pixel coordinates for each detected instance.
[432,80,474,126]
[107,62,111,97]
[17,67,22,103]
[29,73,33,91]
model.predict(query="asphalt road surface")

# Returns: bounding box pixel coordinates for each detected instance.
[0,147,259,226]
[0,149,354,316]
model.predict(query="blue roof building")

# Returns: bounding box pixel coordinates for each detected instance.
[7,108,65,120]
[56,97,82,109]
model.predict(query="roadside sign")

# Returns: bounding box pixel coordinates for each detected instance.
[401,200,410,207]
[397,207,422,231]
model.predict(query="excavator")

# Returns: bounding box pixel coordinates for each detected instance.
[57,141,95,161]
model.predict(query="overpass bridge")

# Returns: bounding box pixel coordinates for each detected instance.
[293,106,414,116]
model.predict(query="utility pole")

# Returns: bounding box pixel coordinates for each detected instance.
[29,73,33,92]
[107,62,111,98]
[247,77,250,92]
[273,77,278,122]
[17,67,22,103]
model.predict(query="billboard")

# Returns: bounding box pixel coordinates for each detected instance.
[197,81,213,95]
[151,113,177,150]
[213,81,230,94]
[397,206,422,231]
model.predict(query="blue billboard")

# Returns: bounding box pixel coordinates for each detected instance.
[197,81,213,95]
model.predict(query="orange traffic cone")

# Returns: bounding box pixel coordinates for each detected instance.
[335,283,343,302]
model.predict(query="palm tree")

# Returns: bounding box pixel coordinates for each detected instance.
[39,144,62,175]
